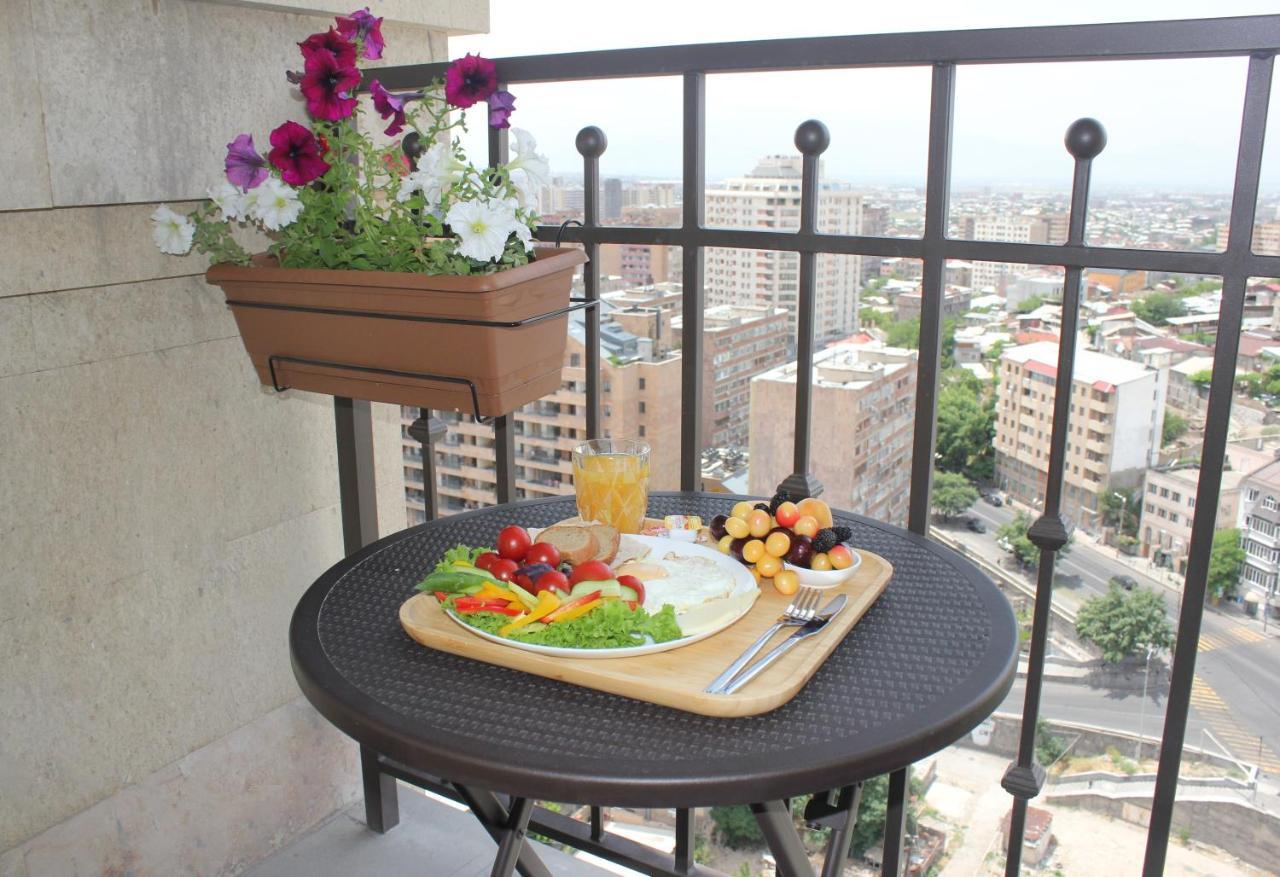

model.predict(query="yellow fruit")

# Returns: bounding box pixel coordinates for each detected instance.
[731,500,755,520]
[718,534,734,554]
[797,497,833,528]
[811,552,833,571]
[742,539,766,563]
[756,554,782,578]
[724,516,750,539]
[793,515,820,538]
[773,570,800,596]
[774,501,801,528]
[828,544,854,570]
[747,509,773,538]
[765,531,791,557]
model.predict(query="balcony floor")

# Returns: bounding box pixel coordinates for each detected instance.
[243,783,616,877]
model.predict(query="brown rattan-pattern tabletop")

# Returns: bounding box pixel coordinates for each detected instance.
[290,492,1018,808]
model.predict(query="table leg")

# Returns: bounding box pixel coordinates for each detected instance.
[452,783,554,877]
[751,800,815,877]
[360,746,399,833]
[804,786,861,877]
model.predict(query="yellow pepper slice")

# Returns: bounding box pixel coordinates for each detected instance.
[547,598,601,624]
[477,582,521,603]
[498,590,561,636]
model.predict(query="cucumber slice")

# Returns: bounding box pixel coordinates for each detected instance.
[618,583,640,603]
[570,579,621,599]
[506,581,539,610]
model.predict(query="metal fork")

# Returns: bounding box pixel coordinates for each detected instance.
[704,587,821,693]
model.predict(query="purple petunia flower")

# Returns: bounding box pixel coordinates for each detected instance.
[299,27,356,68]
[336,8,384,61]
[224,133,269,191]
[487,90,516,129]
[369,79,417,137]
[267,121,331,186]
[300,50,360,121]
[445,54,498,109]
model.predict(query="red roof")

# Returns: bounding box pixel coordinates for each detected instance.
[1026,360,1057,379]
[1015,330,1058,345]
[1093,380,1116,394]
[1237,332,1276,358]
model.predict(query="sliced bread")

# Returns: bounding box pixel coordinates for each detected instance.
[587,524,621,564]
[536,525,598,565]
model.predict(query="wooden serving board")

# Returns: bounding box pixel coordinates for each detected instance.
[399,550,892,717]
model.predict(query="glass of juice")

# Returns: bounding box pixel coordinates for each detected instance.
[571,438,651,533]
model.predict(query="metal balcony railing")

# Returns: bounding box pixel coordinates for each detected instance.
[354,13,1280,877]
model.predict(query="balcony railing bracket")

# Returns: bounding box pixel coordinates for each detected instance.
[1000,762,1046,800]
[1026,515,1071,551]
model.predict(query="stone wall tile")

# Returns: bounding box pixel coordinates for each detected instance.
[0,297,36,377]
[0,0,52,210]
[195,0,487,34]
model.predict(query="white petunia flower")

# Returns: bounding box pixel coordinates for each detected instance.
[507,128,550,198]
[151,204,195,255]
[508,167,540,211]
[501,197,534,252]
[208,181,249,221]
[397,143,462,209]
[447,198,518,263]
[251,178,303,231]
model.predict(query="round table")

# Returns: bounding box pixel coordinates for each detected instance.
[291,492,1018,876]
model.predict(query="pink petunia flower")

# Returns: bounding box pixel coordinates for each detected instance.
[336,8,384,61]
[445,54,498,109]
[267,121,331,186]
[300,51,360,121]
[299,27,356,68]
[369,79,419,137]
[224,133,269,191]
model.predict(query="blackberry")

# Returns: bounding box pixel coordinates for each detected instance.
[753,502,772,513]
[768,491,790,514]
[812,528,840,554]
[832,526,853,544]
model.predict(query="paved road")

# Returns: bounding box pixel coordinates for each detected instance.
[944,499,1280,775]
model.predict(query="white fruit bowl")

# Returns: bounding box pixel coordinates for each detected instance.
[784,547,862,589]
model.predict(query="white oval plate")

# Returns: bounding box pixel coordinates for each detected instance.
[784,547,862,589]
[443,536,759,659]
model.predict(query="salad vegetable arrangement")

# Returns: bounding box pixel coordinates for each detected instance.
[417,525,681,649]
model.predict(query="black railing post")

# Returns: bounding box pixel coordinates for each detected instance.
[1002,118,1105,877]
[1143,52,1274,876]
[334,396,379,554]
[407,408,446,520]
[680,71,706,491]
[489,111,517,504]
[576,126,607,441]
[906,62,956,536]
[778,120,829,502]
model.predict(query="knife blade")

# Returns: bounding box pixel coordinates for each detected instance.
[718,594,847,696]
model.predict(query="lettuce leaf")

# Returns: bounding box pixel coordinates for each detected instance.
[456,601,683,649]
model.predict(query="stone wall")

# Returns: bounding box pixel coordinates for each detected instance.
[0,0,485,872]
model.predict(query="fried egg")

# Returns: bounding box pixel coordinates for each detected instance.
[616,551,736,613]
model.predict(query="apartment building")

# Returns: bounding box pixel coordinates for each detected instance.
[748,343,917,526]
[672,305,790,449]
[1139,466,1244,572]
[1240,458,1280,599]
[402,321,682,523]
[995,341,1167,530]
[960,213,1066,292]
[894,286,973,322]
[598,244,681,288]
[705,155,864,339]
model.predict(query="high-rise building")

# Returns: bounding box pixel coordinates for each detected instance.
[748,343,917,525]
[603,178,623,222]
[705,156,864,339]
[672,305,790,449]
[598,244,680,288]
[994,341,1167,530]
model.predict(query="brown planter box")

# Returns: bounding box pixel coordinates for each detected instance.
[206,246,587,417]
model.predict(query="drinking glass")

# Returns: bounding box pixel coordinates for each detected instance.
[571,438,651,533]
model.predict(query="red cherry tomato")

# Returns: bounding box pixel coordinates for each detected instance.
[524,542,561,568]
[617,574,646,606]
[488,558,519,583]
[474,552,501,573]
[533,569,570,595]
[569,560,614,585]
[497,526,532,561]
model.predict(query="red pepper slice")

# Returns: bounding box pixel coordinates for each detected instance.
[453,596,523,613]
[455,604,522,616]
[434,591,448,603]
[543,590,602,623]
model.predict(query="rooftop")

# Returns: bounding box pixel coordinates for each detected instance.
[1003,341,1155,386]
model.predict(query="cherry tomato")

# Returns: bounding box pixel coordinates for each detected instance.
[497,525,532,561]
[617,574,646,606]
[534,569,570,595]
[569,559,614,585]
[474,552,501,573]
[524,542,561,568]
[488,558,519,582]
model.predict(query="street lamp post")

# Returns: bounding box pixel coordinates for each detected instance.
[1136,646,1155,763]
[1111,490,1128,544]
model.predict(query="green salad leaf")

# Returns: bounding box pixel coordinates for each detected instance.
[416,566,498,595]
[457,601,683,649]
[435,544,489,572]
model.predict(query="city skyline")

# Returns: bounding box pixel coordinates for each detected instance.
[451,0,1280,192]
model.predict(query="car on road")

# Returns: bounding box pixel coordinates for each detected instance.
[966,518,987,533]
[983,493,1004,507]
[1109,574,1139,591]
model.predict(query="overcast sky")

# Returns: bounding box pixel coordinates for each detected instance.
[449,1,1280,192]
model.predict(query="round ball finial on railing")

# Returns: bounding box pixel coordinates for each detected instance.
[794,119,831,156]
[575,126,608,157]
[1064,118,1106,160]
[401,131,424,160]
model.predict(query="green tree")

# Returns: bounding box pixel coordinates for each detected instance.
[1237,371,1264,397]
[997,512,1041,568]
[886,316,921,349]
[1076,585,1173,663]
[1035,717,1068,767]
[932,471,980,519]
[935,374,996,477]
[1162,410,1188,446]
[1131,292,1188,325]
[1207,528,1244,600]
[1016,294,1045,314]
[1099,488,1139,538]
[709,805,764,849]
[1188,369,1213,388]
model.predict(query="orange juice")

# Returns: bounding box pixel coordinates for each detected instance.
[572,440,650,533]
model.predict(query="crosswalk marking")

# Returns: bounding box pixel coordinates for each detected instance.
[1189,677,1280,775]
[1196,625,1268,653]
